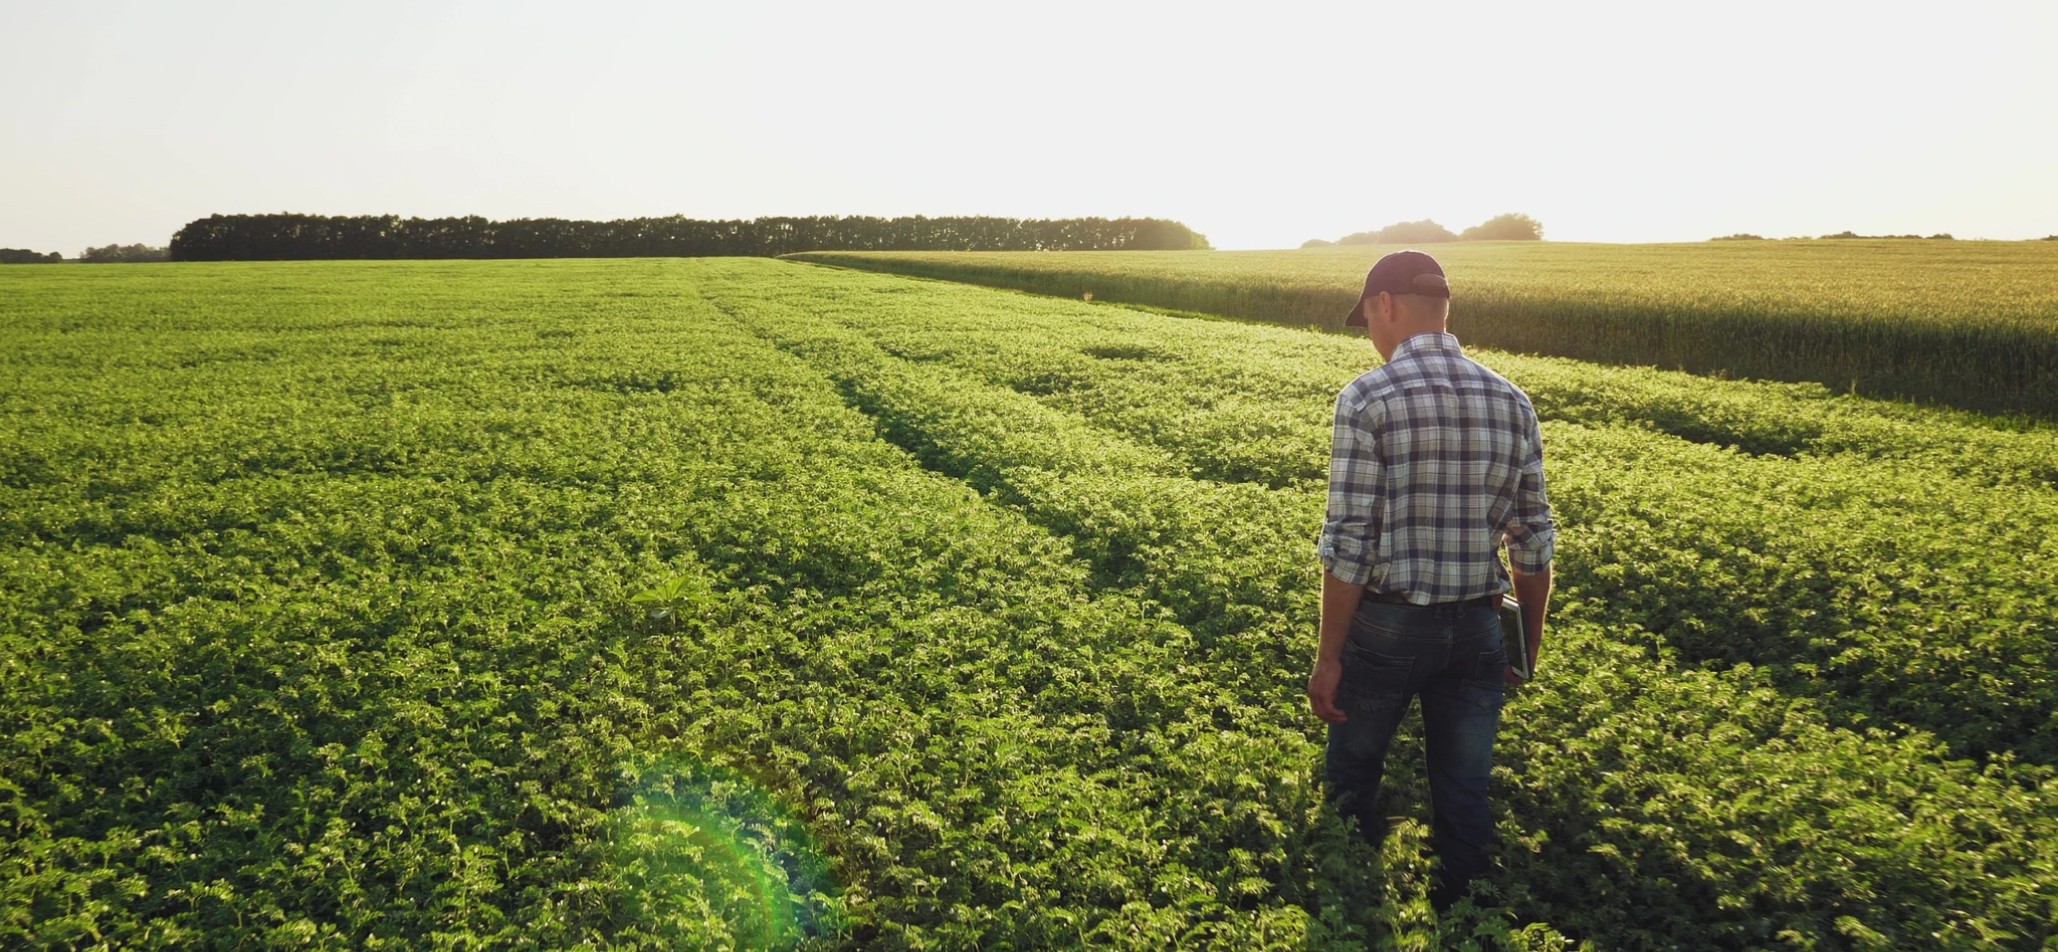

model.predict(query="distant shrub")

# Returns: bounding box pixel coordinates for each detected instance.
[1337,219,1457,245]
[1712,233,1766,241]
[0,248,62,263]
[78,243,169,262]
[1817,231,1952,241]
[1459,212,1543,241]
[1300,238,1334,249]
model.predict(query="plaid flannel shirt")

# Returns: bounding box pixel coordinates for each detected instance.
[1318,332,1556,603]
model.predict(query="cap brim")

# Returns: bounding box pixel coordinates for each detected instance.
[1343,297,1367,328]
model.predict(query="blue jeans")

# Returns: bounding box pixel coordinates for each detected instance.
[1324,598,1506,911]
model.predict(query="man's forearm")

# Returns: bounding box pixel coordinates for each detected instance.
[1318,570,1367,665]
[1511,564,1552,666]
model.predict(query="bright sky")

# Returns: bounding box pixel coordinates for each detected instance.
[4,0,2055,253]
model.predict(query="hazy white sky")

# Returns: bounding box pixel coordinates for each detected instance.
[4,0,2055,253]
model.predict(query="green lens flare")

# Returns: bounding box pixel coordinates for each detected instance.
[609,758,841,948]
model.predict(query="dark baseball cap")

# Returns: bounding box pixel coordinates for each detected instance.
[1343,250,1450,327]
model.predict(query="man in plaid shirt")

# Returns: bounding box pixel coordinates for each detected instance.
[1306,250,1557,913]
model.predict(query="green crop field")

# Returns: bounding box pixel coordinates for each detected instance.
[787,241,2058,419]
[4,259,2056,950]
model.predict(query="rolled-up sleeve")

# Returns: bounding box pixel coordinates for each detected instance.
[1503,406,1557,573]
[1317,393,1382,585]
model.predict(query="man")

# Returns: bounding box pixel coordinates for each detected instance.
[1306,249,1557,912]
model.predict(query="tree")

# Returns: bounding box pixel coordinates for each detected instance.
[1122,217,1211,250]
[1337,219,1458,245]
[1300,238,1334,248]
[1459,213,1543,241]
[77,243,169,262]
[1815,231,1948,240]
[167,214,1211,261]
[0,248,61,263]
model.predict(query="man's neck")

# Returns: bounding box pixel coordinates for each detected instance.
[1387,328,1450,358]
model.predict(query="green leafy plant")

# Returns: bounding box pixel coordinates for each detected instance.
[4,256,2054,950]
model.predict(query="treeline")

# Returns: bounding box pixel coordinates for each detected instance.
[3,245,174,264]
[168,213,1211,261]
[1715,232,1958,241]
[1302,213,1542,248]
[80,244,169,262]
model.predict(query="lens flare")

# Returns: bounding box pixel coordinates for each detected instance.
[609,756,841,948]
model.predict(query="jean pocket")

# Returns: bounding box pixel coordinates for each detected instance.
[1463,645,1509,690]
[1340,644,1415,701]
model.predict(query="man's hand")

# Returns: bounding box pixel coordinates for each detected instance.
[1308,660,1348,723]
[1312,571,1366,724]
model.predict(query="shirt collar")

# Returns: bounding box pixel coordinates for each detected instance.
[1391,331,1460,362]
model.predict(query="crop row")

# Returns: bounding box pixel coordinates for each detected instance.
[786,241,2058,418]
[695,258,2058,948]
[6,258,2055,949]
[763,263,2058,766]
[1,260,1567,949]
